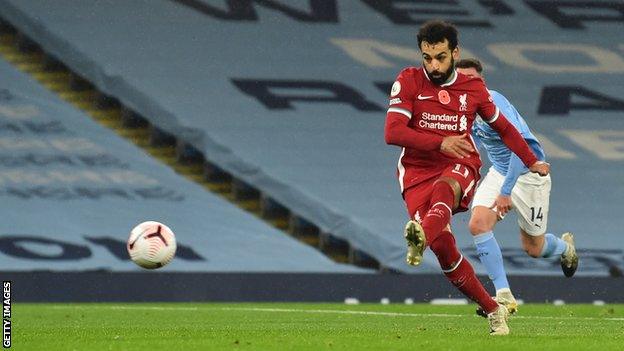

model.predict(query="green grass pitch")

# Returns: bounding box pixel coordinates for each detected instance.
[14,302,624,350]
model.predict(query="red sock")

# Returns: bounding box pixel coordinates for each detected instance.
[421,181,454,244]
[430,231,499,314]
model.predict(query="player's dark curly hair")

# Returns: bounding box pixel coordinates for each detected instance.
[456,58,484,74]
[417,20,458,50]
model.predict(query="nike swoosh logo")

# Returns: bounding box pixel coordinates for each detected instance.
[417,94,433,100]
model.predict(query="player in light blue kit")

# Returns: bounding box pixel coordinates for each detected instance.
[455,59,579,316]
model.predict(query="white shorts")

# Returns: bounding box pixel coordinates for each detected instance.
[472,166,551,236]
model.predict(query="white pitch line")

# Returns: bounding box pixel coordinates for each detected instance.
[48,305,624,321]
[220,307,624,322]
[219,307,465,318]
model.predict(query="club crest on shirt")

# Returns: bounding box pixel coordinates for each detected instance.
[459,93,468,111]
[391,81,401,97]
[438,90,450,105]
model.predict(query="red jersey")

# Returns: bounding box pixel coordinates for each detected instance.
[384,67,537,193]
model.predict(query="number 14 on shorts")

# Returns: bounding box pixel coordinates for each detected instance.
[530,206,543,222]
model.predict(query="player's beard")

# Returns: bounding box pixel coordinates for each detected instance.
[426,58,455,85]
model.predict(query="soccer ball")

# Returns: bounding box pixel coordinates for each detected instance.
[127,221,177,269]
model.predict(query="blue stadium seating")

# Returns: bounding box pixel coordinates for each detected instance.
[0,56,368,273]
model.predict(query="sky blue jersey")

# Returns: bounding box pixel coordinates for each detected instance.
[472,90,546,196]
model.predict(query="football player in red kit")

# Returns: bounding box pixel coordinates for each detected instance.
[384,20,550,335]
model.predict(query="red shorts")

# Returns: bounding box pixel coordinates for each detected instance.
[403,163,479,222]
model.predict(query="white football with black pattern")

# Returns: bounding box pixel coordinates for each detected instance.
[127,221,177,269]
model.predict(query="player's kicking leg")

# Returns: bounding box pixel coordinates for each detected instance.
[404,217,510,334]
[412,218,510,335]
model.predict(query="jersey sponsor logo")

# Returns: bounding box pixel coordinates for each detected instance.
[389,98,402,105]
[417,94,433,100]
[419,112,466,131]
[438,90,450,105]
[390,81,401,97]
[459,93,468,111]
